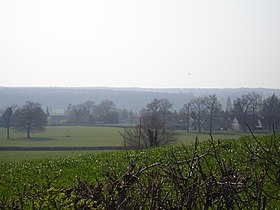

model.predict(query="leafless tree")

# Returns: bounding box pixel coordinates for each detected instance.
[262,94,280,130]
[246,92,262,129]
[180,102,192,132]
[233,95,251,132]
[191,97,205,132]
[120,98,176,148]
[204,95,222,133]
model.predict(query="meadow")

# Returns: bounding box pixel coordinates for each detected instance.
[0,126,124,147]
[0,126,248,148]
[0,126,247,162]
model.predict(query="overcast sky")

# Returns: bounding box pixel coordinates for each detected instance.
[0,0,280,88]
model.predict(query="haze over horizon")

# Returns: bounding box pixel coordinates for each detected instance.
[1,1,280,89]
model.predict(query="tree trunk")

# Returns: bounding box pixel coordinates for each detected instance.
[198,110,201,133]
[187,108,190,133]
[186,117,190,133]
[27,126,31,138]
[7,126,10,139]
[242,114,247,132]
[209,112,213,134]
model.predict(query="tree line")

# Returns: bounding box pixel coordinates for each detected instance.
[120,93,280,148]
[1,92,280,140]
[64,100,135,125]
[62,93,280,133]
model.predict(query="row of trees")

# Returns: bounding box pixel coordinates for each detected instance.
[1,92,280,141]
[64,100,135,125]
[178,93,280,133]
[121,93,280,148]
[61,93,280,133]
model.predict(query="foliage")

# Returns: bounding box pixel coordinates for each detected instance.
[0,133,279,209]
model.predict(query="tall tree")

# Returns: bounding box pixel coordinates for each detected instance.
[180,102,192,132]
[247,93,262,129]
[1,105,16,139]
[233,95,251,131]
[14,101,47,138]
[262,94,280,130]
[191,97,205,132]
[226,96,232,112]
[159,98,173,125]
[204,95,222,133]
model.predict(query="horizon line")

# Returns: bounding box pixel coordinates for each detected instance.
[0,86,279,90]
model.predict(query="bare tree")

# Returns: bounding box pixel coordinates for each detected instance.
[14,101,47,138]
[226,96,232,112]
[120,98,176,148]
[180,102,192,132]
[1,105,17,139]
[159,98,173,125]
[191,97,205,133]
[233,95,251,132]
[246,92,262,129]
[262,94,280,130]
[204,95,222,133]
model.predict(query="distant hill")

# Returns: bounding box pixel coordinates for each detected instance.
[0,87,279,112]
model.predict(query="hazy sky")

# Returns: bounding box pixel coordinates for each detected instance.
[0,0,280,88]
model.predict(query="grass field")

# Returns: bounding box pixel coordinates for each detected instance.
[0,125,264,162]
[0,126,124,147]
[0,126,246,147]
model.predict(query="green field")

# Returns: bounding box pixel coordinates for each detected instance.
[0,126,249,162]
[0,151,111,162]
[0,126,124,147]
[0,134,279,209]
[0,126,263,163]
[0,126,247,147]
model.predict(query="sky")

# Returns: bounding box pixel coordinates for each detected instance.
[0,0,280,89]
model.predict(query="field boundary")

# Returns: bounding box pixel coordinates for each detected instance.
[0,146,130,151]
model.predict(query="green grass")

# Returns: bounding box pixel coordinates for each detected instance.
[0,151,110,162]
[0,126,246,148]
[0,126,263,162]
[0,126,124,147]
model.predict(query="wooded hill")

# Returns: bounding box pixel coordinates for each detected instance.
[0,87,279,111]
